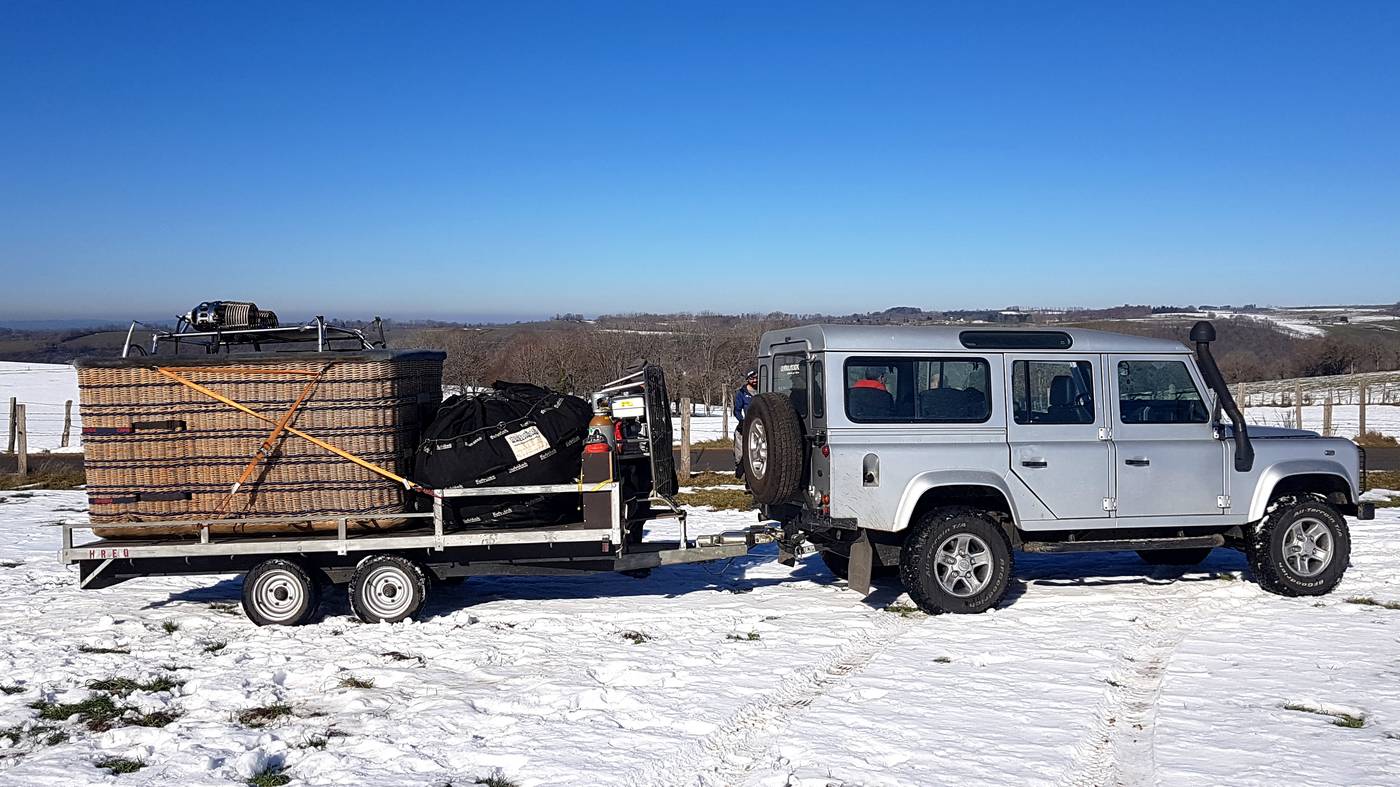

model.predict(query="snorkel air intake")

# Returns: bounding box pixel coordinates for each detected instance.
[1191,321,1254,472]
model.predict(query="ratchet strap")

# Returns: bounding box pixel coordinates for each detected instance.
[217,364,330,512]
[155,366,437,498]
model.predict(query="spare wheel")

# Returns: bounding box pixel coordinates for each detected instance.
[743,393,804,504]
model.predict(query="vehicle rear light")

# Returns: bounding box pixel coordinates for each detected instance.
[821,494,830,505]
[821,444,830,458]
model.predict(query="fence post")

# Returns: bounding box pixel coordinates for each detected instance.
[679,397,692,480]
[1236,382,1247,413]
[1359,383,1368,438]
[61,400,72,449]
[1322,393,1333,437]
[14,405,26,478]
[6,397,14,454]
[1294,381,1303,430]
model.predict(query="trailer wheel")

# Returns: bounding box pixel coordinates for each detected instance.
[742,393,804,504]
[242,559,321,627]
[349,555,429,624]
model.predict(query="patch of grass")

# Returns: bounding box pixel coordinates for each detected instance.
[1345,596,1400,610]
[236,703,294,728]
[688,438,733,451]
[131,709,180,727]
[1356,431,1399,448]
[475,775,521,787]
[161,621,180,634]
[933,656,952,664]
[883,602,923,618]
[337,676,374,689]
[726,631,761,641]
[380,651,425,664]
[1216,571,1240,582]
[675,488,754,511]
[202,640,227,654]
[1367,470,1400,506]
[95,756,145,774]
[31,694,124,731]
[247,764,291,787]
[299,734,328,750]
[620,630,653,645]
[0,684,24,695]
[87,676,180,696]
[682,471,743,488]
[78,644,130,655]
[207,602,240,615]
[1283,702,1367,728]
[0,463,86,490]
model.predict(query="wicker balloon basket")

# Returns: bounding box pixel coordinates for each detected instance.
[74,351,444,538]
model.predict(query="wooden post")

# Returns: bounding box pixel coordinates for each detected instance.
[1359,383,1368,438]
[1294,381,1303,430]
[61,400,72,449]
[1322,393,1333,437]
[5,397,14,454]
[1236,382,1247,414]
[722,402,729,440]
[679,397,692,480]
[14,405,26,478]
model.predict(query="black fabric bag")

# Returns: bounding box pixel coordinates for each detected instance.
[415,381,592,526]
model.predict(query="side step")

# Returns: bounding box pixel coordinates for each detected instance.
[1021,534,1226,554]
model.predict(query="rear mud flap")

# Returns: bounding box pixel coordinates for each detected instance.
[848,530,874,596]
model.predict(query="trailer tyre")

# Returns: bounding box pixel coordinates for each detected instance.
[899,507,1012,615]
[349,555,429,624]
[242,559,321,627]
[742,393,804,504]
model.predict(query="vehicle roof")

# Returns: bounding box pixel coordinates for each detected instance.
[757,324,1190,355]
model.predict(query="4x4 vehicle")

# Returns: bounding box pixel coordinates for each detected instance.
[740,321,1375,614]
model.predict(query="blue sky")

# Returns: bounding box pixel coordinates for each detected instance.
[2,2,1398,323]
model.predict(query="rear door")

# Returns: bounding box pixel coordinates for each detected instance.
[1005,354,1113,520]
[1109,355,1226,517]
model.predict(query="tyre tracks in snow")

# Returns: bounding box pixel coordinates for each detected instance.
[628,605,922,787]
[1057,579,1248,787]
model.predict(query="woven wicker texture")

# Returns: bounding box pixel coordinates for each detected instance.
[75,352,443,538]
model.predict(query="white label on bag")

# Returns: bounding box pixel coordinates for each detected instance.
[505,425,550,461]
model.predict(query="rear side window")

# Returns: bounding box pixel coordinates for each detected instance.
[773,353,808,419]
[1013,360,1095,425]
[1118,360,1209,424]
[845,357,991,423]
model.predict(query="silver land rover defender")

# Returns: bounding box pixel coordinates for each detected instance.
[739,321,1375,614]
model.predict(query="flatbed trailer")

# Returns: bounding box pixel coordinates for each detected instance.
[60,480,770,626]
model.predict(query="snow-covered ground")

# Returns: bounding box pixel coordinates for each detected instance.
[1245,404,1400,439]
[1,491,1397,785]
[0,362,83,453]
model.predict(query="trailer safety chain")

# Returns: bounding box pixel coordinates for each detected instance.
[154,366,440,499]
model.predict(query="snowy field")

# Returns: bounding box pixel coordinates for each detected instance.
[1,492,1398,785]
[0,362,82,453]
[1245,404,1400,439]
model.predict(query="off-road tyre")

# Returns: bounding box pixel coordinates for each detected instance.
[242,558,321,627]
[1247,497,1350,597]
[349,555,430,623]
[742,393,804,504]
[899,507,1013,615]
[1136,547,1214,566]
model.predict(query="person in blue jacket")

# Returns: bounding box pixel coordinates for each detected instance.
[732,369,758,476]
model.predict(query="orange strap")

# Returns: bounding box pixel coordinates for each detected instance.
[155,367,434,496]
[219,366,330,511]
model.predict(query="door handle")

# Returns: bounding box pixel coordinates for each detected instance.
[1021,459,1048,468]
[1124,458,1151,467]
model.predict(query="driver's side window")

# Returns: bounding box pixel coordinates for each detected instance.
[1117,360,1209,424]
[1012,360,1095,425]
